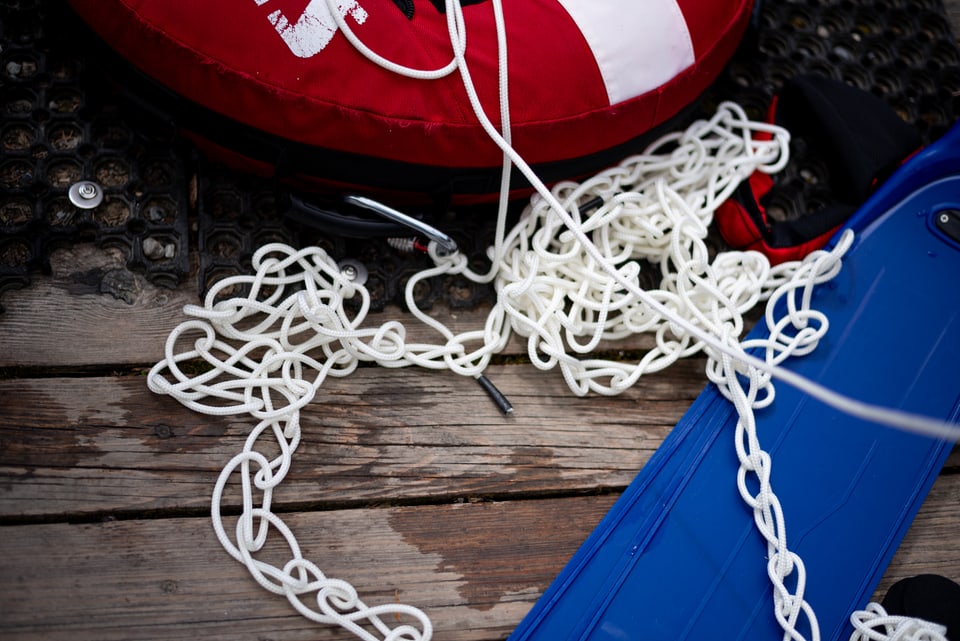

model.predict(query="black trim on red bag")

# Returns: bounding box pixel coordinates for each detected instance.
[716,74,922,264]
[429,0,489,13]
[392,0,415,19]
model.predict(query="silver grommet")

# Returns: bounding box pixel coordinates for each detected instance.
[337,258,368,285]
[68,181,104,209]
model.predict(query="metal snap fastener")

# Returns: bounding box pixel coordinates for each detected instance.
[68,181,104,209]
[337,258,368,285]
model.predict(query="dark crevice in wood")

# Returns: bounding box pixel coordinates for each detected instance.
[0,364,153,380]
[0,484,626,528]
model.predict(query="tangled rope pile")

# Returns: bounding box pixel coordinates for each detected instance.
[478,103,791,396]
[147,103,875,641]
[849,604,949,641]
[150,102,796,409]
[146,1,954,639]
[707,230,851,641]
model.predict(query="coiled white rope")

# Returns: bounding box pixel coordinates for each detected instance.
[146,1,957,640]
[475,104,792,396]
[148,103,845,641]
[849,604,948,641]
[147,101,824,641]
[708,232,853,641]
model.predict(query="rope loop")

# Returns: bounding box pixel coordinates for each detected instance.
[146,92,890,640]
[146,2,947,638]
[850,603,948,641]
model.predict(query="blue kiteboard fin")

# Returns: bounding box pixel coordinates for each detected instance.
[509,123,960,641]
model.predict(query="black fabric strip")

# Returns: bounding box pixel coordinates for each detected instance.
[767,203,855,247]
[883,575,960,641]
[429,0,488,14]
[391,0,415,20]
[776,75,922,205]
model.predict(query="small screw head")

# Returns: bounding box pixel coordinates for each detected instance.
[78,183,97,198]
[337,258,368,285]
[68,180,104,209]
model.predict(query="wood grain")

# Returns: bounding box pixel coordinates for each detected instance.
[2,475,958,641]
[0,246,200,369]
[0,244,667,368]
[0,360,705,519]
[2,6,959,641]
[0,496,613,641]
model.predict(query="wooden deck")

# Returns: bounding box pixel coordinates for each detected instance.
[3,9,960,641]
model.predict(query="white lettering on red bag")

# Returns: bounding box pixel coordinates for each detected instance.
[256,0,368,58]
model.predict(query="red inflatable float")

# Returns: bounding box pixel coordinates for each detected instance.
[68,0,753,204]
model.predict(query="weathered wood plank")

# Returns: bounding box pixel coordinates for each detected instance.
[3,363,955,522]
[948,0,960,36]
[0,360,706,519]
[2,474,959,641]
[0,495,614,641]
[0,245,200,369]
[874,470,960,598]
[0,244,676,368]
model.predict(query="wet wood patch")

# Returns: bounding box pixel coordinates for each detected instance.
[2,476,958,641]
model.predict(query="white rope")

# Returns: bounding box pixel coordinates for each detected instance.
[476,103,792,396]
[146,101,811,641]
[326,0,465,79]
[849,604,948,641]
[146,1,958,640]
[705,233,855,641]
[147,101,839,641]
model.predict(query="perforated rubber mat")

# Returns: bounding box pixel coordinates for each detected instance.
[2,0,959,311]
[1,1,190,308]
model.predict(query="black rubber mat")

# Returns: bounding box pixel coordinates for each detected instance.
[2,0,959,311]
[710,0,960,224]
[0,1,190,309]
[195,163,502,311]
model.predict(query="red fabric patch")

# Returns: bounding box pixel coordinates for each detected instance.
[715,199,764,250]
[715,198,839,265]
[677,0,752,58]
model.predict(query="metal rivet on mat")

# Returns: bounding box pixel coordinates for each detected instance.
[337,258,368,285]
[68,180,103,209]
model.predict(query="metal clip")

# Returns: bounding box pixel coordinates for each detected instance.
[343,195,458,255]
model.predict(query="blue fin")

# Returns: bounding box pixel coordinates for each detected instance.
[509,123,960,641]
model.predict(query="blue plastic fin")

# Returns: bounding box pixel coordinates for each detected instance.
[509,123,960,641]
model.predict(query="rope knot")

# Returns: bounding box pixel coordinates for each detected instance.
[850,604,949,641]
